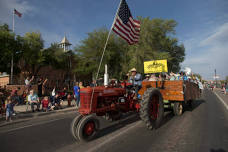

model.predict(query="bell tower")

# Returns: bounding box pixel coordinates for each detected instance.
[59,34,72,52]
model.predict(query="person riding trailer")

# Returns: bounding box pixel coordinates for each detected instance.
[129,68,142,98]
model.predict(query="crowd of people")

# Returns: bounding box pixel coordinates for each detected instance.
[0,75,86,122]
[142,71,201,83]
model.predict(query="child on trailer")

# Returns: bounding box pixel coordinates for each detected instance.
[5,97,13,122]
[41,96,49,112]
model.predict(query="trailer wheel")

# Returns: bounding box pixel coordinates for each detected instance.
[76,115,99,142]
[173,102,183,116]
[71,114,83,141]
[140,88,164,130]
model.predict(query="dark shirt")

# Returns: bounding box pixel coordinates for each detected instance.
[38,81,43,96]
[54,97,61,104]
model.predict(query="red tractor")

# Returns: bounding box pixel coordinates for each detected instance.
[71,78,200,142]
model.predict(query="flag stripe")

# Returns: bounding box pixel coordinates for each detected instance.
[116,17,140,37]
[115,18,139,39]
[113,23,135,43]
[112,25,139,44]
[113,28,132,44]
[133,19,140,25]
[129,18,140,29]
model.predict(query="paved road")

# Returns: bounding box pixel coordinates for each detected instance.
[0,89,227,152]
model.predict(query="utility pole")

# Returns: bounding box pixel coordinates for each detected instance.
[215,69,217,88]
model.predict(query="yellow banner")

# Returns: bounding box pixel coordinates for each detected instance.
[144,60,168,73]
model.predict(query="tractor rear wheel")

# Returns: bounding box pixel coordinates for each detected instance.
[140,88,164,130]
[71,114,83,141]
[76,115,99,142]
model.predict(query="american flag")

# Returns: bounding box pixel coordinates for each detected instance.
[112,0,140,45]
[14,9,22,18]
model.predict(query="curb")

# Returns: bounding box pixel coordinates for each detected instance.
[0,107,77,127]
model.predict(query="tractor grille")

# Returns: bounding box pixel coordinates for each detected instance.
[80,92,91,110]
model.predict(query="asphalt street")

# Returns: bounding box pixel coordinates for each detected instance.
[0,88,227,152]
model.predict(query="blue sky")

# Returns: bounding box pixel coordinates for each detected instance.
[0,0,228,80]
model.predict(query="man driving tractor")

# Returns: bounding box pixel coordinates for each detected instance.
[129,68,142,99]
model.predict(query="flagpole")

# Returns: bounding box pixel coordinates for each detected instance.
[11,10,15,84]
[13,10,15,32]
[89,0,123,111]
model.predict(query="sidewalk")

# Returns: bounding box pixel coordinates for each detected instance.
[0,100,78,127]
[213,88,228,110]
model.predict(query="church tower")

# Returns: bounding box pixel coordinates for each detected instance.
[59,35,72,52]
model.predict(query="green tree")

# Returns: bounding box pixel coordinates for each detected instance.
[74,28,128,80]
[19,32,44,75]
[0,24,23,74]
[43,43,67,69]
[226,76,228,83]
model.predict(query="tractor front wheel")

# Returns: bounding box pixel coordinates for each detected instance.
[76,115,99,142]
[71,114,83,140]
[140,88,164,130]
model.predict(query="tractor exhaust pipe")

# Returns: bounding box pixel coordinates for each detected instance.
[104,64,109,87]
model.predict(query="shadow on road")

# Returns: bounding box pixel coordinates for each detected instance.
[159,111,174,127]
[184,99,206,112]
[95,110,178,140]
[95,112,140,139]
[192,99,206,110]
[92,98,206,140]
[210,148,227,152]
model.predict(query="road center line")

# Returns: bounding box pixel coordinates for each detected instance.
[213,91,228,111]
[1,117,66,133]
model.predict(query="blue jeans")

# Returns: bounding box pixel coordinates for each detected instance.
[31,102,40,111]
[135,85,142,99]
[6,110,13,117]
[76,94,80,107]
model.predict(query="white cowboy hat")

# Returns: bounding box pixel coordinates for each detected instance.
[130,68,137,72]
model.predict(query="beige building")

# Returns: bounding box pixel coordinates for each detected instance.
[0,73,9,87]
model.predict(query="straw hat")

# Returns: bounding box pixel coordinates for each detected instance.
[145,74,150,77]
[130,68,137,72]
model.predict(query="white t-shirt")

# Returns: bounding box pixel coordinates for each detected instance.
[25,79,30,85]
[52,88,56,96]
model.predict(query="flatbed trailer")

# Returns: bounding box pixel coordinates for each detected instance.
[139,80,201,115]
[139,80,200,101]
